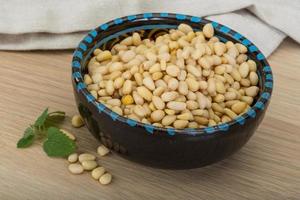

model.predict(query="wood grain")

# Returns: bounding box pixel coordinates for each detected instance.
[0,39,299,200]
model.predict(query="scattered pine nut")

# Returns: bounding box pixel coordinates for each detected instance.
[99,173,112,185]
[97,145,110,157]
[71,115,84,128]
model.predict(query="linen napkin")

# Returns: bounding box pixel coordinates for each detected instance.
[0,0,299,56]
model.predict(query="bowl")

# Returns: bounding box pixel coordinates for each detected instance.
[71,13,273,169]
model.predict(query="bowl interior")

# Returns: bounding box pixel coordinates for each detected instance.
[72,13,273,135]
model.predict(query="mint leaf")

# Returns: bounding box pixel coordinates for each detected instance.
[45,111,66,127]
[17,127,35,148]
[43,127,76,157]
[34,108,49,129]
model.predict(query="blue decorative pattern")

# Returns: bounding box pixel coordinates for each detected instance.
[190,16,201,22]
[74,51,83,59]
[160,13,169,17]
[76,82,86,91]
[72,61,81,68]
[205,127,216,134]
[167,128,175,136]
[266,74,273,81]
[242,39,251,46]
[233,32,242,41]
[126,119,137,127]
[72,72,81,79]
[254,101,265,110]
[97,103,105,113]
[84,35,93,43]
[86,94,95,103]
[79,43,87,51]
[220,26,230,33]
[143,13,152,18]
[110,112,119,121]
[144,124,154,134]
[247,108,256,118]
[235,116,245,125]
[261,92,271,100]
[263,66,272,72]
[218,123,229,131]
[96,103,105,113]
[72,12,273,136]
[90,30,97,38]
[176,14,186,20]
[100,24,108,30]
[127,15,137,21]
[265,82,273,89]
[114,18,123,24]
[257,53,265,60]
[249,45,258,52]
[212,21,219,28]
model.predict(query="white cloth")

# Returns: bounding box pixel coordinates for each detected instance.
[0,0,299,56]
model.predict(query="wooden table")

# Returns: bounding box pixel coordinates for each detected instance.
[0,39,299,200]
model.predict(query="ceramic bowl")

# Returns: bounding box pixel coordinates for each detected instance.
[71,13,273,169]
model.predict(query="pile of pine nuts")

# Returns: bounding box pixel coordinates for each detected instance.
[68,115,112,185]
[84,23,259,129]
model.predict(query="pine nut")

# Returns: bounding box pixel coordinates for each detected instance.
[152,96,165,110]
[105,80,114,95]
[71,115,84,128]
[166,64,180,77]
[241,96,254,105]
[85,23,260,129]
[194,116,209,125]
[60,129,76,141]
[99,173,112,185]
[151,110,165,122]
[224,108,237,119]
[173,120,188,129]
[97,145,110,156]
[162,115,177,126]
[167,101,186,111]
[133,105,147,117]
[161,91,179,102]
[68,153,78,163]
[143,76,156,91]
[239,62,250,78]
[78,153,96,163]
[132,32,141,46]
[203,23,214,38]
[177,112,193,120]
[186,78,200,92]
[245,86,259,97]
[178,23,193,34]
[68,163,84,174]
[96,51,112,62]
[92,167,106,180]
[249,72,259,86]
[137,86,152,101]
[231,101,247,114]
[214,42,226,56]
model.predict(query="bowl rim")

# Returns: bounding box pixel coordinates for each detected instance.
[71,12,273,136]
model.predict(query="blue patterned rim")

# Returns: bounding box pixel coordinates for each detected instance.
[71,13,273,136]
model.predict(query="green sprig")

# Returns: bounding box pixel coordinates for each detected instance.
[17,108,75,157]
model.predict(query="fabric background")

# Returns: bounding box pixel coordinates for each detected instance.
[0,0,299,56]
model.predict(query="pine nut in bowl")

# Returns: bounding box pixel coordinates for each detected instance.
[71,13,273,169]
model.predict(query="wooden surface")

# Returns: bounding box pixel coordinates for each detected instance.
[0,39,299,200]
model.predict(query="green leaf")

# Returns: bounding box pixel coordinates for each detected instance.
[45,111,66,127]
[17,127,35,148]
[43,127,76,157]
[34,108,49,128]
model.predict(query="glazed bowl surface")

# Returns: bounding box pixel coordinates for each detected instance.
[71,13,273,169]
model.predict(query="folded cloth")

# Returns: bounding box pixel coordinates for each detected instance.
[0,0,299,56]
